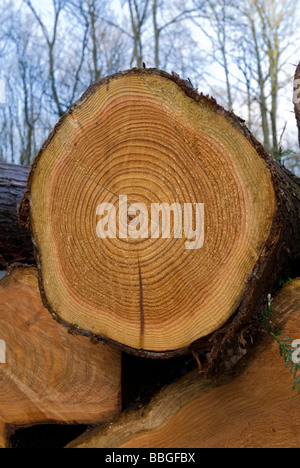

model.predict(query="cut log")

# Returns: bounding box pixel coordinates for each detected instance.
[0,265,121,448]
[68,277,300,448]
[20,68,300,367]
[294,61,300,147]
[0,163,33,268]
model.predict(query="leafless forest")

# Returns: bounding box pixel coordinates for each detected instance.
[0,0,299,173]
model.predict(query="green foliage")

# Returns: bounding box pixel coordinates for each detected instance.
[279,148,297,166]
[262,294,300,394]
[278,271,293,288]
[280,149,296,158]
[279,277,293,288]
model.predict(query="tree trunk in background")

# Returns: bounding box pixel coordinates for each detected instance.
[19,69,300,374]
[270,76,279,160]
[0,163,34,268]
[128,0,149,68]
[252,27,271,153]
[152,0,160,69]
[67,278,300,449]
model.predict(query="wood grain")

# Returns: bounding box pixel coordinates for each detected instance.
[19,69,300,369]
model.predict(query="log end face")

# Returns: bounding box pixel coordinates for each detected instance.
[0,265,122,437]
[26,69,279,357]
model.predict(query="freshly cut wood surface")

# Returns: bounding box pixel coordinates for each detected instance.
[0,163,33,268]
[20,68,300,360]
[0,265,121,448]
[68,278,300,449]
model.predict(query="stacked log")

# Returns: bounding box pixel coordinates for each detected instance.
[0,163,33,268]
[19,69,300,372]
[68,278,300,449]
[0,265,121,448]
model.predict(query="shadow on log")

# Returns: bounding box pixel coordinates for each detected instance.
[67,278,300,449]
[0,163,33,268]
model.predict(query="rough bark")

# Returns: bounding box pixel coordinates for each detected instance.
[19,68,300,373]
[67,278,300,448]
[0,265,121,449]
[0,163,34,268]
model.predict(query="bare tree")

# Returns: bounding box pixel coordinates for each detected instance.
[16,33,46,164]
[152,0,199,69]
[191,0,235,110]
[244,3,271,152]
[24,0,67,117]
[69,0,128,83]
[0,4,47,164]
[0,0,298,170]
[234,42,255,131]
[192,0,299,159]
[127,0,150,67]
[240,0,298,160]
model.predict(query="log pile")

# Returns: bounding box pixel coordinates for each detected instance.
[0,68,299,448]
